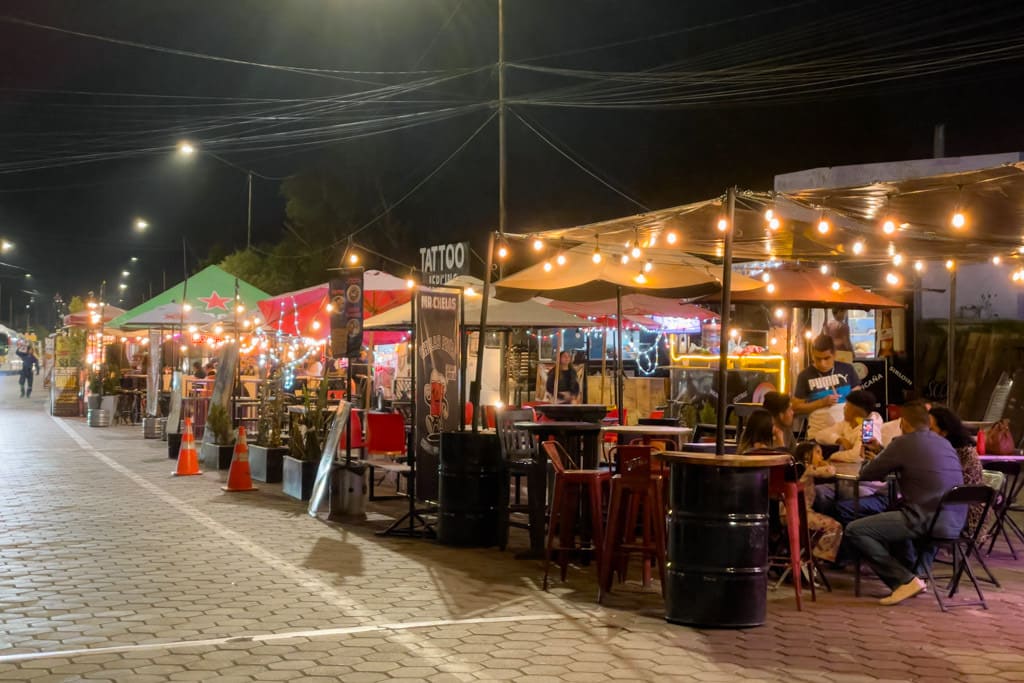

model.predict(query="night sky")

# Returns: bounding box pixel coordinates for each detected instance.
[2,0,1024,328]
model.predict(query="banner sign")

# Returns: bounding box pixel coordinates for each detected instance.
[414,287,462,503]
[418,241,470,286]
[329,268,364,358]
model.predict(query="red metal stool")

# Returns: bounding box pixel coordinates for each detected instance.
[599,446,666,602]
[767,461,814,610]
[541,440,610,591]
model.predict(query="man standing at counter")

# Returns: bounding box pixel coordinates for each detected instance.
[792,334,861,441]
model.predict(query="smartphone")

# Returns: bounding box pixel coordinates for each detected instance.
[861,419,875,444]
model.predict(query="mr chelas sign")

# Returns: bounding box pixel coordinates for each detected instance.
[419,241,469,285]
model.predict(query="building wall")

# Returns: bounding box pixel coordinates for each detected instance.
[921,262,1024,320]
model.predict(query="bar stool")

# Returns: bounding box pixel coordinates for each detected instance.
[541,440,610,590]
[599,445,666,602]
[766,459,814,610]
[496,409,543,552]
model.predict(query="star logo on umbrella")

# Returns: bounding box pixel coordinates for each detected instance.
[198,291,231,311]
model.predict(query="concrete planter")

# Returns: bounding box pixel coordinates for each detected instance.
[330,463,367,520]
[249,445,287,483]
[282,456,317,501]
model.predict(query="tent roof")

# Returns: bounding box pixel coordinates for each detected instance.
[494,245,762,302]
[63,305,126,328]
[108,265,269,329]
[364,291,589,331]
[720,265,904,309]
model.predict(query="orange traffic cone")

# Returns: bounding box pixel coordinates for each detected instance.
[223,426,258,492]
[172,417,202,476]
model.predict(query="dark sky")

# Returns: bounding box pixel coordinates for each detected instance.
[2,0,1024,327]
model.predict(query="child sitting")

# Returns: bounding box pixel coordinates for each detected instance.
[793,441,843,563]
[814,389,883,464]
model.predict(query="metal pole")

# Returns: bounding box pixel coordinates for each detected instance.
[947,268,957,407]
[616,287,624,425]
[715,187,736,455]
[246,171,254,250]
[472,232,495,433]
[497,0,506,241]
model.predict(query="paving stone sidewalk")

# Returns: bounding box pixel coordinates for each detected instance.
[1,375,1023,682]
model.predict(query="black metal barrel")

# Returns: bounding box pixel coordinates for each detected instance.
[437,431,503,547]
[665,460,772,628]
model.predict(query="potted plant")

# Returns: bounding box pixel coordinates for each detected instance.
[283,379,332,500]
[201,403,236,470]
[250,375,288,483]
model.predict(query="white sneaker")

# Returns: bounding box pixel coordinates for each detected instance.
[879,577,927,606]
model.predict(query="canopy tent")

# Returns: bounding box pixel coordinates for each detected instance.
[116,303,218,328]
[63,305,126,328]
[257,270,412,343]
[493,246,762,302]
[719,265,903,309]
[363,290,589,331]
[545,295,718,331]
[108,265,269,329]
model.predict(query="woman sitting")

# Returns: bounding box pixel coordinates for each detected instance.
[737,409,786,454]
[793,441,843,563]
[929,405,986,532]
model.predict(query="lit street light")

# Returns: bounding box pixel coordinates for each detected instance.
[177,139,260,249]
[24,273,31,279]
[122,270,130,277]
[177,140,196,156]
[130,256,138,263]
[134,218,149,231]
[118,283,128,290]
[1,239,12,252]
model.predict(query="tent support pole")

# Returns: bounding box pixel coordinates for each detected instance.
[715,187,736,455]
[947,268,957,407]
[616,287,624,425]
[471,232,495,433]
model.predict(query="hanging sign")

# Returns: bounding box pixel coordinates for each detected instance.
[414,287,462,503]
[329,268,364,358]
[418,241,470,285]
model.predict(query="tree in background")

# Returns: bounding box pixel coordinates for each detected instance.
[218,160,409,294]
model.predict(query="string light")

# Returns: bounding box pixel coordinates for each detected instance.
[620,253,630,265]
[882,219,897,235]
[543,260,553,272]
[716,218,728,232]
[892,253,904,267]
[804,330,813,340]
[630,229,642,259]
[761,272,771,283]
[774,307,785,319]
[992,255,1002,266]
[556,253,567,266]
[831,280,841,291]
[817,217,830,235]
[852,240,865,255]
[634,271,647,284]
[768,217,781,231]
[532,237,544,251]
[914,260,925,273]
[643,260,654,273]
[497,242,509,259]
[348,252,359,265]
[406,277,416,289]
[764,209,774,221]
[951,211,966,229]
[819,264,829,275]
[885,272,901,286]
[766,283,776,294]
[665,231,679,245]
[592,235,603,264]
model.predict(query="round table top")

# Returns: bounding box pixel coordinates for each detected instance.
[656,450,792,468]
[600,425,693,435]
[514,421,602,433]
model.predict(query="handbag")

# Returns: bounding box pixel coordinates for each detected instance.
[984,419,1016,455]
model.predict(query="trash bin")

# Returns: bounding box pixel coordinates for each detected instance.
[168,432,183,460]
[437,431,503,547]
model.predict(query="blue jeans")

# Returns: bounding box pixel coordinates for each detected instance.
[813,485,890,526]
[845,511,922,590]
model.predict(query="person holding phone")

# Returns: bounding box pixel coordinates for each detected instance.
[815,389,883,464]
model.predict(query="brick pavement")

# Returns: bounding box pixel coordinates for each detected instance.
[1,375,1024,682]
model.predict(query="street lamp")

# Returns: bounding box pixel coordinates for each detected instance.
[1,239,12,253]
[134,218,149,232]
[176,140,257,249]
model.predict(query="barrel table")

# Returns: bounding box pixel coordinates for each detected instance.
[656,450,791,628]
[437,431,503,547]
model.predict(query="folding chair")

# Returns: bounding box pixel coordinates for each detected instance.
[914,485,996,612]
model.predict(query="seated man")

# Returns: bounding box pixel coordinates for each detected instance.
[845,401,966,606]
